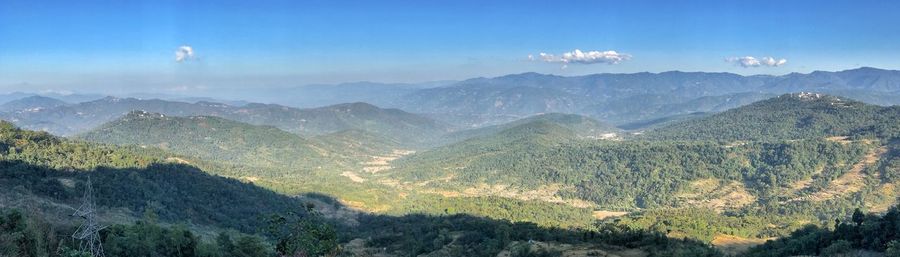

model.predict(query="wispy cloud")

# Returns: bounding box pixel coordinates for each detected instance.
[530,49,631,69]
[166,85,208,92]
[725,56,787,68]
[175,45,195,62]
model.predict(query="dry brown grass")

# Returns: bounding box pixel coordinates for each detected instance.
[593,211,629,220]
[340,171,366,183]
[866,182,899,213]
[239,176,260,182]
[789,146,887,202]
[826,136,853,144]
[676,179,756,211]
[361,149,414,173]
[164,156,191,164]
[711,234,772,256]
[451,183,595,208]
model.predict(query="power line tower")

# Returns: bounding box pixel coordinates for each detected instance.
[72,176,105,257]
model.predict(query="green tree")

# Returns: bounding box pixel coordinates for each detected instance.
[821,240,852,256]
[852,208,865,226]
[886,240,900,257]
[231,236,270,257]
[266,212,339,257]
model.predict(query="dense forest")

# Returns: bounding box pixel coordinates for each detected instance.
[77,111,345,170]
[745,207,900,257]
[0,121,312,232]
[0,120,731,257]
[391,121,871,209]
[645,93,900,141]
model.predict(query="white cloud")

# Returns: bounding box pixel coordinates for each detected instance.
[726,56,787,68]
[531,49,631,68]
[761,57,788,67]
[175,45,194,62]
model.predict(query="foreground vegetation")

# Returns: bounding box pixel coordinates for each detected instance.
[1,206,727,257]
[746,207,900,257]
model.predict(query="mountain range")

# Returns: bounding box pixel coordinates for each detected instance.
[0,97,450,147]
[385,67,900,126]
[5,68,900,136]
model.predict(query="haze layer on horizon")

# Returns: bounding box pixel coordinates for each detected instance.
[2,0,900,95]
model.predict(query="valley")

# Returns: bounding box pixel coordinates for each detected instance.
[2,70,900,257]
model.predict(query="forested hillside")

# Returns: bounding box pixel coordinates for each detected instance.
[19,92,893,256]
[391,124,873,210]
[745,207,900,257]
[78,111,342,170]
[2,91,898,256]
[372,93,900,253]
[0,121,310,232]
[1,91,896,257]
[646,93,900,141]
[0,120,726,257]
[74,110,606,229]
[442,113,619,144]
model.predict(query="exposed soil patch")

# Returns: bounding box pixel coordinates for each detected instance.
[340,171,366,183]
[826,136,852,144]
[165,157,191,164]
[677,179,756,211]
[593,211,629,220]
[362,149,414,173]
[711,234,772,256]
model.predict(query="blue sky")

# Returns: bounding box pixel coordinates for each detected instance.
[2,0,900,94]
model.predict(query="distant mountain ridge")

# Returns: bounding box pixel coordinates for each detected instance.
[0,92,105,105]
[442,113,619,144]
[0,95,69,112]
[3,67,899,138]
[0,97,450,147]
[386,67,900,126]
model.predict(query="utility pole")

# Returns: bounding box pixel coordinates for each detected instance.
[72,176,105,257]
